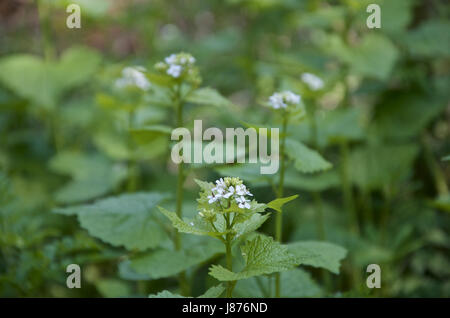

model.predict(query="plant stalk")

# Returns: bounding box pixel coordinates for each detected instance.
[225,213,235,298]
[274,114,288,298]
[173,85,189,296]
[339,140,359,235]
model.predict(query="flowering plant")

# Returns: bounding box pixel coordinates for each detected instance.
[158,177,299,298]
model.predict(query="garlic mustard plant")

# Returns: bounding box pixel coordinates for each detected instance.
[267,90,304,297]
[158,177,299,298]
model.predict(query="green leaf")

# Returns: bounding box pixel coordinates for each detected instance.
[55,46,102,91]
[94,131,168,161]
[234,213,271,237]
[148,290,184,298]
[118,260,152,281]
[283,169,340,191]
[349,143,419,190]
[267,195,299,212]
[233,268,321,297]
[130,125,172,144]
[54,192,170,251]
[403,20,450,58]
[194,179,215,193]
[157,206,223,237]
[326,33,399,80]
[198,284,225,298]
[287,241,347,274]
[129,237,224,279]
[146,73,174,87]
[49,151,127,204]
[442,155,450,162]
[95,279,131,298]
[285,139,332,173]
[0,47,101,108]
[148,284,225,298]
[209,235,298,281]
[373,94,447,139]
[186,87,232,108]
[0,55,56,107]
[54,178,126,205]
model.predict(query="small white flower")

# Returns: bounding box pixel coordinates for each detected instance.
[189,222,194,226]
[235,184,252,196]
[164,54,177,65]
[301,73,324,91]
[285,91,301,104]
[161,52,196,78]
[115,66,151,91]
[208,194,219,203]
[208,177,253,209]
[167,64,182,78]
[269,94,286,109]
[268,91,301,110]
[223,186,234,198]
[236,196,251,209]
[216,178,226,188]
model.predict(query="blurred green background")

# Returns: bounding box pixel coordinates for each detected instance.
[0,0,449,297]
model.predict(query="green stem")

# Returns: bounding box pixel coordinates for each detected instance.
[422,133,449,196]
[173,85,188,296]
[308,105,332,292]
[309,108,326,241]
[37,0,55,61]
[339,140,359,235]
[274,114,288,298]
[276,115,288,239]
[127,110,138,192]
[380,186,392,244]
[225,213,235,298]
[313,192,325,240]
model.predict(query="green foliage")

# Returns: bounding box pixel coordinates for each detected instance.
[149,284,225,298]
[186,87,233,108]
[288,241,348,274]
[49,151,127,204]
[266,195,299,212]
[54,193,170,251]
[209,235,298,281]
[285,139,332,173]
[1,0,448,299]
[233,268,321,297]
[403,20,450,58]
[325,33,399,80]
[0,46,101,108]
[157,206,224,237]
[129,237,224,279]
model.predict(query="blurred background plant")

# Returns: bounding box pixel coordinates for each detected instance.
[0,0,449,297]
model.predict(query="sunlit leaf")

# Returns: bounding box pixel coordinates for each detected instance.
[285,139,332,173]
[267,195,299,212]
[54,192,171,251]
[209,235,298,281]
[287,241,347,274]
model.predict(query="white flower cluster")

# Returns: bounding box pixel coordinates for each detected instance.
[268,91,301,109]
[207,177,253,209]
[160,52,196,78]
[301,73,324,91]
[115,66,151,91]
